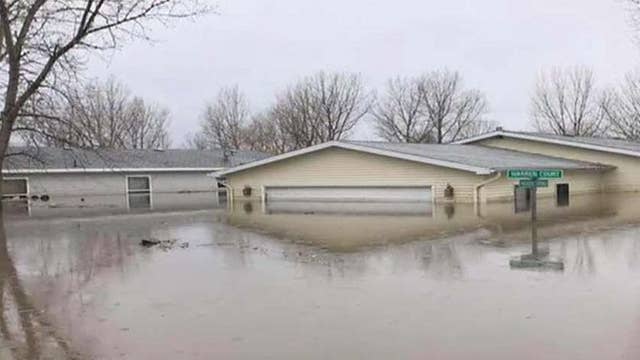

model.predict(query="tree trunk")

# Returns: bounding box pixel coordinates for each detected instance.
[0,111,14,211]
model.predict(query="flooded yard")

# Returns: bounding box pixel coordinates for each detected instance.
[2,193,640,359]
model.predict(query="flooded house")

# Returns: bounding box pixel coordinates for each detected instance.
[213,138,614,209]
[1,147,267,215]
[455,129,640,193]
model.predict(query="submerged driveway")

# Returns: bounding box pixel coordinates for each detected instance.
[2,194,640,359]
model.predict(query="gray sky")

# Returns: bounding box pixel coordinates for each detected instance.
[87,0,640,146]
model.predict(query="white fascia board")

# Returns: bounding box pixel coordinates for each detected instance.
[211,142,345,178]
[454,131,640,158]
[211,141,494,177]
[452,131,503,144]
[3,167,223,174]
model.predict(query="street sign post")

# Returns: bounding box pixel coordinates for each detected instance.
[507,169,564,258]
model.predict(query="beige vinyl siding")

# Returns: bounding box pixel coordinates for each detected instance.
[225,147,490,203]
[481,169,604,202]
[476,137,634,192]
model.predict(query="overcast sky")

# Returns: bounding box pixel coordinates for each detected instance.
[87,0,640,146]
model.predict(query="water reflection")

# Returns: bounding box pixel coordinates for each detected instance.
[421,239,464,279]
[265,201,433,216]
[0,215,79,359]
[2,200,30,216]
[128,193,152,210]
[0,209,196,359]
[226,193,625,252]
[572,237,596,274]
[3,192,223,220]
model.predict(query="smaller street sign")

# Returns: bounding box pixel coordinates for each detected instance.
[519,179,549,188]
[507,169,563,179]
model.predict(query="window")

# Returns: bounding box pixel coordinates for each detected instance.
[127,176,151,209]
[514,185,531,213]
[127,176,151,193]
[2,178,28,200]
[556,183,569,207]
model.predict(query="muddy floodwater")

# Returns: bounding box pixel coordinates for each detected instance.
[2,193,640,359]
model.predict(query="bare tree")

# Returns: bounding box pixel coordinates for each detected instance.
[46,78,129,148]
[188,107,288,155]
[125,97,171,149]
[186,87,287,154]
[0,0,209,197]
[374,77,433,143]
[184,132,209,150]
[270,80,319,149]
[22,78,171,149]
[195,85,250,152]
[457,117,498,139]
[531,67,606,136]
[311,72,372,141]
[272,72,373,149]
[244,111,289,155]
[417,70,489,143]
[600,70,640,140]
[628,0,640,40]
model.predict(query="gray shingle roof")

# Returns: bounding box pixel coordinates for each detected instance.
[501,130,640,153]
[344,141,611,171]
[455,129,640,157]
[4,147,269,172]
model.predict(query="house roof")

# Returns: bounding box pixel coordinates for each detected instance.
[212,140,611,177]
[454,129,640,157]
[3,147,270,174]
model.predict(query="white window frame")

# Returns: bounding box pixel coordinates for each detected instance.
[2,177,29,197]
[125,175,153,209]
[125,175,152,194]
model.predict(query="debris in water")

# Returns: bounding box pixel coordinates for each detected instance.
[140,239,161,247]
[140,238,188,250]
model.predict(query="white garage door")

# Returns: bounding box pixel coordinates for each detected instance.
[265,186,432,203]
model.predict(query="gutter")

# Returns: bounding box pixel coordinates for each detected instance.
[3,167,223,174]
[473,171,503,205]
[224,183,234,209]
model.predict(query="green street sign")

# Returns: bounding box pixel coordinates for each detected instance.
[507,169,563,179]
[519,179,549,188]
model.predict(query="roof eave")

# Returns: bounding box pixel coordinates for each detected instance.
[490,166,613,173]
[211,141,494,177]
[3,167,224,174]
[454,131,640,158]
[452,131,505,145]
